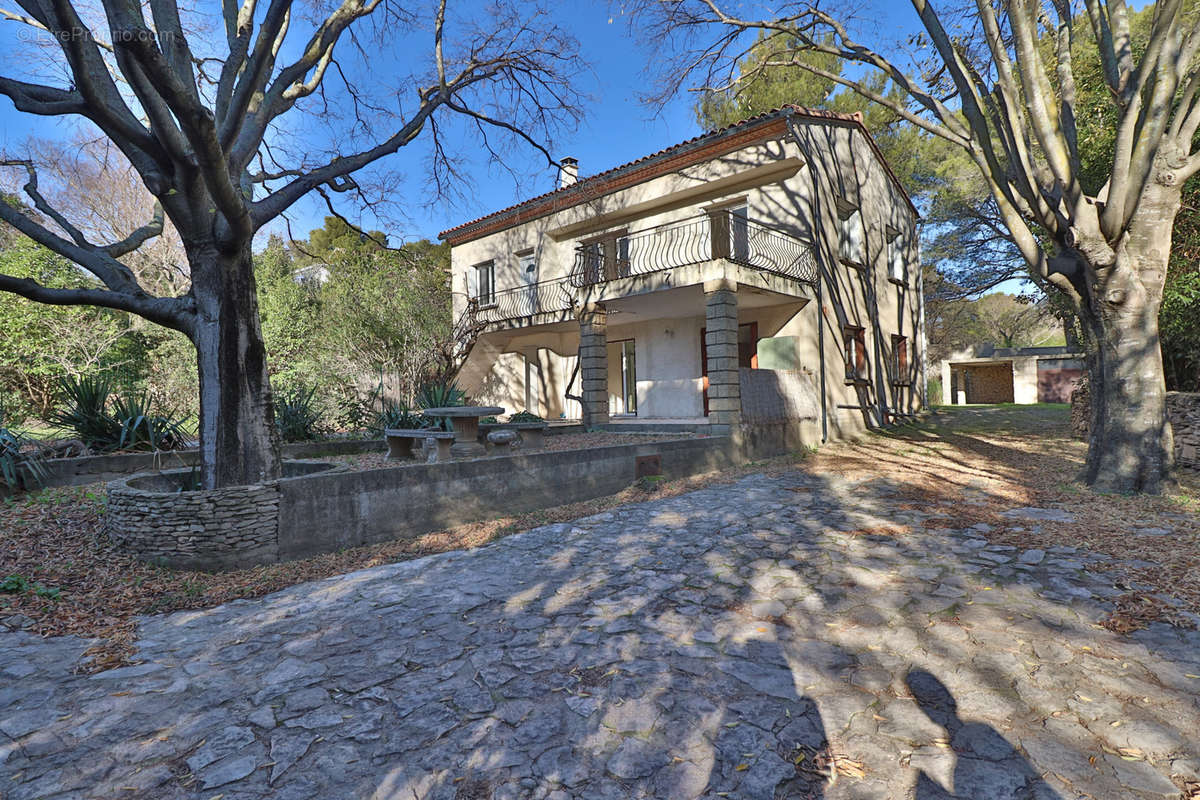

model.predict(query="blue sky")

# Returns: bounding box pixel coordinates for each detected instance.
[0,2,919,246]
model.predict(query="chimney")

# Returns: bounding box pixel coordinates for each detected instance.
[558,156,579,188]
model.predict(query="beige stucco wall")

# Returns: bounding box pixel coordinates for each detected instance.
[451,116,923,433]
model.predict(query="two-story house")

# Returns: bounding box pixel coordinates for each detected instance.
[439,105,925,442]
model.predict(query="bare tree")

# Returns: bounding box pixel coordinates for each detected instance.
[0,0,581,487]
[637,0,1200,492]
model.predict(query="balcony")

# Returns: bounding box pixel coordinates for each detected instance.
[468,276,574,325]
[570,211,819,289]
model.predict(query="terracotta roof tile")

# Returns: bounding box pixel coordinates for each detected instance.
[438,104,914,243]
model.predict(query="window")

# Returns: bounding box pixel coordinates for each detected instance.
[470,261,495,305]
[616,235,631,278]
[579,241,604,284]
[844,325,868,381]
[888,231,905,283]
[891,335,909,384]
[517,250,537,279]
[730,203,749,261]
[608,339,637,416]
[838,205,866,267]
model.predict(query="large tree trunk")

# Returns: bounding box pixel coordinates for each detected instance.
[191,243,281,489]
[1079,187,1177,494]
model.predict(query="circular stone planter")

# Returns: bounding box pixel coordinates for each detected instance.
[105,460,342,571]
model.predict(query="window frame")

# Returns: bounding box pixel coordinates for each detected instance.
[837,203,867,269]
[843,325,869,384]
[472,260,496,307]
[887,230,906,285]
[891,334,910,385]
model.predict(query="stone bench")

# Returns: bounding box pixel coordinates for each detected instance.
[384,429,454,462]
[480,421,549,451]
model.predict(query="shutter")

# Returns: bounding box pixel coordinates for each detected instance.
[467,265,478,300]
[851,211,866,264]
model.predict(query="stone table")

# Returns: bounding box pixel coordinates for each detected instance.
[422,406,503,457]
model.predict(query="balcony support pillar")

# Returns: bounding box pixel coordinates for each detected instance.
[704,278,741,426]
[577,302,609,428]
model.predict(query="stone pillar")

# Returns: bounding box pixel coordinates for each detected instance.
[704,279,741,426]
[578,303,609,428]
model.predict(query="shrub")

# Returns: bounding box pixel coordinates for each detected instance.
[51,376,189,452]
[0,411,47,490]
[509,410,544,423]
[273,384,325,442]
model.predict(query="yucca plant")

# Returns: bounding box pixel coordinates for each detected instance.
[0,411,47,490]
[415,380,467,410]
[273,384,325,442]
[51,376,190,452]
[51,375,120,448]
[372,401,428,434]
[110,393,190,451]
[416,380,467,433]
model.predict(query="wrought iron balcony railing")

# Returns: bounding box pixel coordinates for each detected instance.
[468,276,575,324]
[569,211,819,289]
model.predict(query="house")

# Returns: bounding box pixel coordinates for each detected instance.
[941,345,1085,405]
[439,105,925,444]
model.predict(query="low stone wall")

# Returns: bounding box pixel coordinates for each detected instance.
[1071,382,1199,470]
[105,461,341,571]
[1167,392,1200,469]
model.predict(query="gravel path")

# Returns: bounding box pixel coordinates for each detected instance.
[2,471,1198,799]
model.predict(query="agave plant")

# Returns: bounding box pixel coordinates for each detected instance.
[415,380,467,411]
[110,393,190,451]
[51,375,120,449]
[371,401,428,434]
[415,380,467,433]
[51,376,190,452]
[273,384,325,442]
[0,412,47,490]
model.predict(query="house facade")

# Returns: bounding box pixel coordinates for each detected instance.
[439,105,925,442]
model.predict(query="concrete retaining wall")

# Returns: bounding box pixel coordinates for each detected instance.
[106,436,739,570]
[32,438,384,489]
[276,437,736,560]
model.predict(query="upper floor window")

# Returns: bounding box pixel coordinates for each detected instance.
[891,334,910,384]
[470,260,495,305]
[838,204,866,267]
[888,230,905,283]
[517,250,536,280]
[844,325,868,382]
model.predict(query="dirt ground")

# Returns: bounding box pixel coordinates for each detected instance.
[2,404,1196,672]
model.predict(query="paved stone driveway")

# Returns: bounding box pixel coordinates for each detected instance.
[3,472,1199,800]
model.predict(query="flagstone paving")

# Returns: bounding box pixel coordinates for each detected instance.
[2,472,1199,799]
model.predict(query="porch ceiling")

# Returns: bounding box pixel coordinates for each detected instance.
[604,281,809,321]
